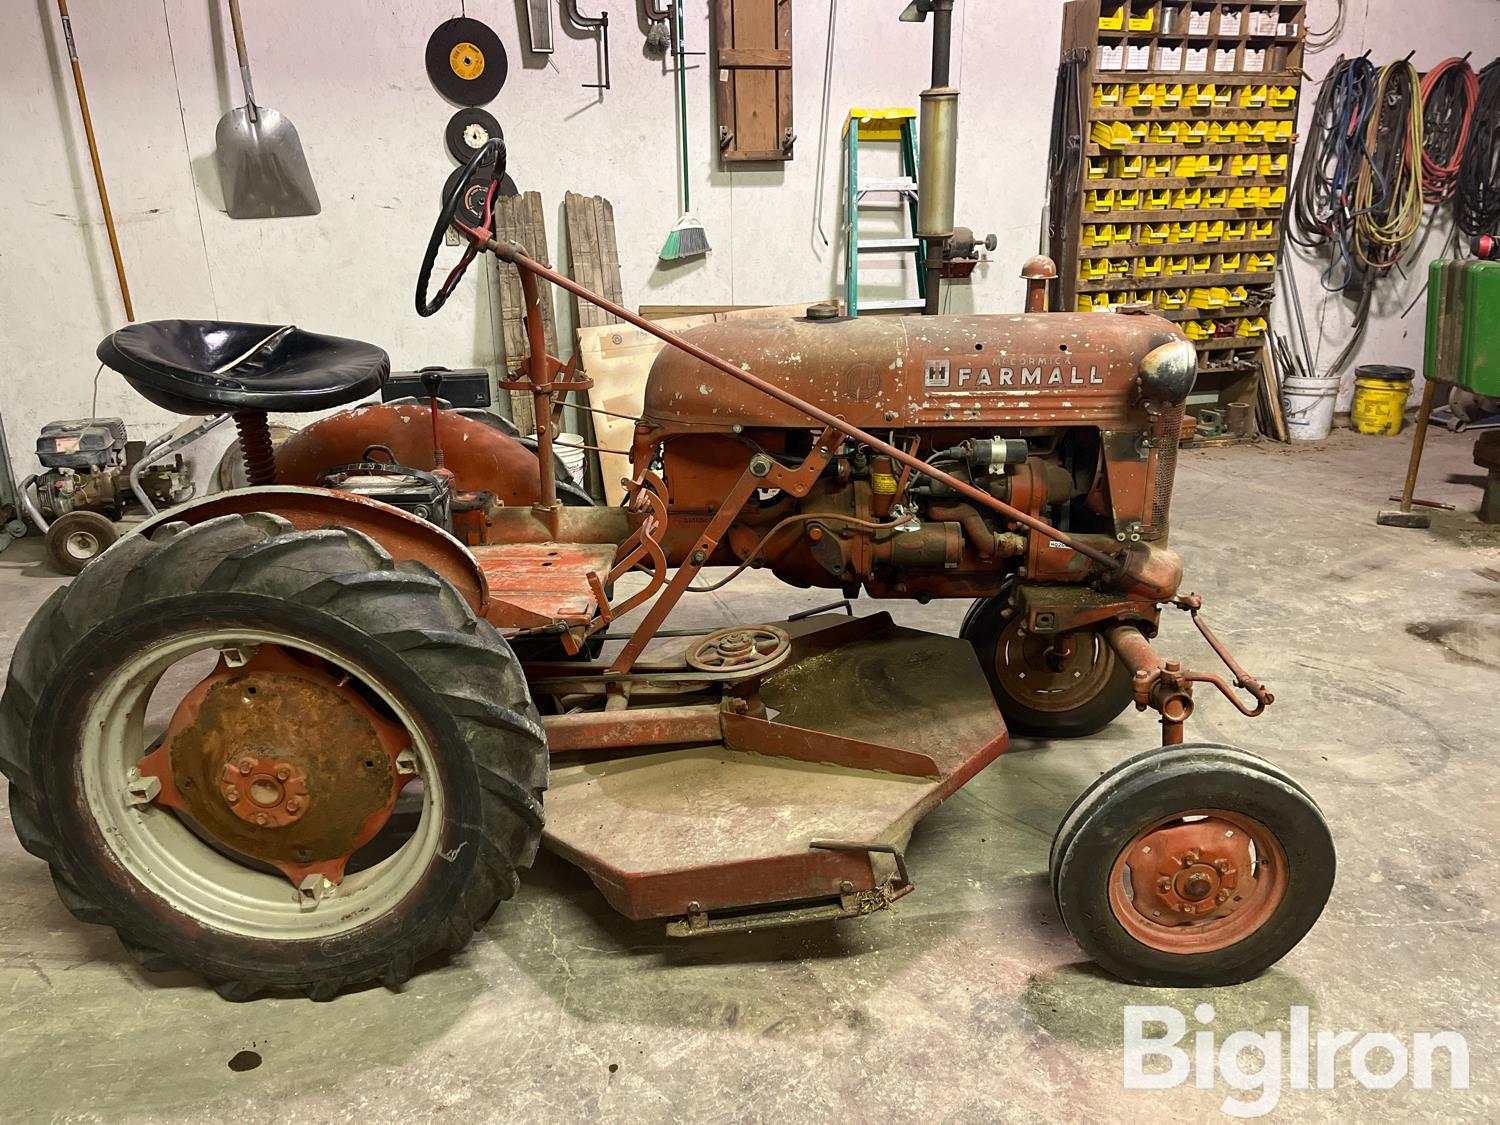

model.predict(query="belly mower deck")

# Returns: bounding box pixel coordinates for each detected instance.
[540,612,1008,934]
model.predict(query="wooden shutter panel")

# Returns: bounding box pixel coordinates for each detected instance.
[712,0,794,164]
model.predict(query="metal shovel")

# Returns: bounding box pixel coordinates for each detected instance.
[214,0,319,218]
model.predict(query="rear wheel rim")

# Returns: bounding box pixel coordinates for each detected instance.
[993,618,1116,713]
[1107,808,1288,954]
[79,627,443,940]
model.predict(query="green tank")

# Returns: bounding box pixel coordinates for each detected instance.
[1426,259,1500,397]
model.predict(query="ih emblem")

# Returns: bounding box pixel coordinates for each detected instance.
[924,359,951,388]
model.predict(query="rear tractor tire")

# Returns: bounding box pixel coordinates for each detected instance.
[0,514,547,999]
[1050,743,1334,986]
[960,595,1135,738]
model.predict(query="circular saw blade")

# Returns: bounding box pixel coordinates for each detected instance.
[425,17,507,106]
[445,108,503,166]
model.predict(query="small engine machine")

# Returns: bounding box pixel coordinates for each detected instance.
[24,418,193,574]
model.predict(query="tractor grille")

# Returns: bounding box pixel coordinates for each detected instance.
[1147,404,1184,540]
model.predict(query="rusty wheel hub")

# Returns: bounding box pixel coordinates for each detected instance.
[994,618,1114,711]
[136,645,415,888]
[1108,810,1287,953]
[221,752,309,828]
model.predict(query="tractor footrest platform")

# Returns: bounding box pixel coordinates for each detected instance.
[471,541,615,625]
[542,613,1008,926]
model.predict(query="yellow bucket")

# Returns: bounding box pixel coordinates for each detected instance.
[1351,365,1414,436]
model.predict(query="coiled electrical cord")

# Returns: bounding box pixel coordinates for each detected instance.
[1353,60,1424,274]
[1287,56,1380,290]
[1420,57,1479,203]
[1455,59,1500,237]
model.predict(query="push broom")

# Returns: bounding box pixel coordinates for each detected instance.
[660,0,708,261]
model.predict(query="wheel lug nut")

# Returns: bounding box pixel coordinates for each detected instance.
[1215,859,1232,874]
[254,812,268,826]
[238,758,255,776]
[276,767,291,781]
[1157,877,1172,893]
[1217,889,1230,903]
[286,799,300,813]
[225,787,239,803]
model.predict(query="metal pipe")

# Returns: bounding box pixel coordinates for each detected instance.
[17,476,50,533]
[489,242,1125,573]
[928,0,953,86]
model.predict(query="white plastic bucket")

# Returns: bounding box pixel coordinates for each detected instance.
[556,432,587,484]
[1282,375,1341,442]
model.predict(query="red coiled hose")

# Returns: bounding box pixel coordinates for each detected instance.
[1420,56,1479,204]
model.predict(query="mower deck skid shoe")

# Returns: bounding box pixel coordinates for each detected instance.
[542,612,1008,933]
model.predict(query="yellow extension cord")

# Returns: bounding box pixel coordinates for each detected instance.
[1353,60,1425,271]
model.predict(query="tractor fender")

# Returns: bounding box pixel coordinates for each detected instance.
[130,486,489,616]
[273,402,554,507]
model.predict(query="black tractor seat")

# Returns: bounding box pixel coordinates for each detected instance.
[97,320,389,415]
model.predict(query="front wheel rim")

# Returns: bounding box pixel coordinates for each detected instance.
[1107,808,1289,954]
[79,627,445,941]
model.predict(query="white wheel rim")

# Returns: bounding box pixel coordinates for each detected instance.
[65,531,100,559]
[80,628,444,940]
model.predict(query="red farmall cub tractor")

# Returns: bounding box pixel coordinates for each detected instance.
[0,144,1333,999]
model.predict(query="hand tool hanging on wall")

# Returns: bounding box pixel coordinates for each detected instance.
[561,0,611,91]
[642,0,672,53]
[523,0,554,54]
[54,0,134,318]
[214,0,320,219]
[426,17,508,105]
[659,3,709,261]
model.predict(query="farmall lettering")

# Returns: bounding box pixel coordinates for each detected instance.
[924,357,1105,392]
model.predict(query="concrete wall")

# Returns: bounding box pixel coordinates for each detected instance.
[0,0,1493,481]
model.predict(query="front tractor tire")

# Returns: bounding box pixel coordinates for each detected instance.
[1051,744,1334,986]
[961,595,1135,738]
[0,514,547,1000]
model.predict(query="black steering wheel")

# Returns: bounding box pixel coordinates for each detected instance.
[415,138,505,318]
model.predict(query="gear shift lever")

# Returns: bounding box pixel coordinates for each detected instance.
[419,367,449,476]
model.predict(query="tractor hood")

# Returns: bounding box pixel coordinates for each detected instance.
[641,311,1189,430]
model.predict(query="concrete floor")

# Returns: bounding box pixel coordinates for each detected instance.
[2,426,1497,1122]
